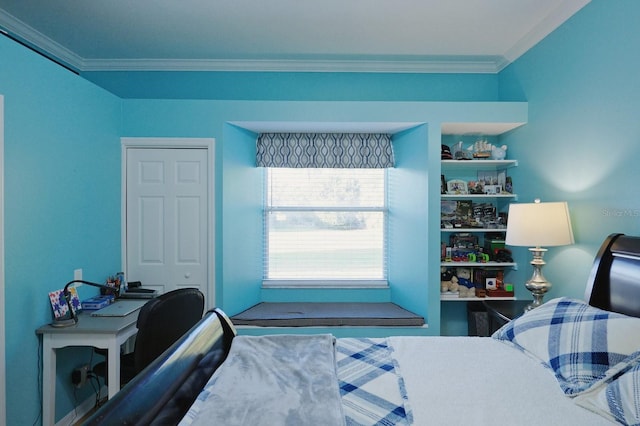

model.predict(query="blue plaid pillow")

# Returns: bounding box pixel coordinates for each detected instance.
[493,298,640,396]
[576,363,640,425]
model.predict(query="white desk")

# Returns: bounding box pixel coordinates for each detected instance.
[36,306,141,426]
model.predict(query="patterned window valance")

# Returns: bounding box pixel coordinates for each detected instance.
[256,133,395,168]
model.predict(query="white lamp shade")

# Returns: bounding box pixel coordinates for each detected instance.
[505,201,574,247]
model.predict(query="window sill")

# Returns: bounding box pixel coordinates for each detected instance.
[262,279,389,289]
[230,302,424,327]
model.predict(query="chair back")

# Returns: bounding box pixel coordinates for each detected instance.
[133,287,205,373]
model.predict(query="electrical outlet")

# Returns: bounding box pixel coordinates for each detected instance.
[71,364,90,388]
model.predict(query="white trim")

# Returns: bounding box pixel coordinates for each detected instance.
[501,0,591,66]
[0,95,6,426]
[0,12,504,74]
[0,0,590,75]
[55,393,99,426]
[262,280,389,289]
[0,12,82,72]
[120,137,216,309]
[79,57,503,74]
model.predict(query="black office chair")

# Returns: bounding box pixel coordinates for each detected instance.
[93,287,205,387]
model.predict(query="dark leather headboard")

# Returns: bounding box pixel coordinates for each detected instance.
[84,308,236,425]
[585,233,640,318]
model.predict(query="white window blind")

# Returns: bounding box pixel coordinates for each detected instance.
[264,168,387,286]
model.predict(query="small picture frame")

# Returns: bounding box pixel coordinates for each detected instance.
[478,170,498,186]
[497,170,506,188]
[484,185,502,195]
[49,287,80,319]
[447,179,468,194]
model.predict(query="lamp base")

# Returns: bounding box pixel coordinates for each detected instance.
[524,247,551,311]
[524,294,546,312]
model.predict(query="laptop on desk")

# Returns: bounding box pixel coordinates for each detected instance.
[91,299,148,317]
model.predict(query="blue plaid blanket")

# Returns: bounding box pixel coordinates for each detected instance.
[336,338,413,425]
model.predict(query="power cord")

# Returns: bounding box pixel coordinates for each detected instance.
[87,350,105,408]
[33,337,43,426]
[68,388,81,426]
[87,371,102,408]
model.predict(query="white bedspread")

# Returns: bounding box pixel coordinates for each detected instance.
[389,336,613,425]
[179,335,613,425]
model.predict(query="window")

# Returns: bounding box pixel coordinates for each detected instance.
[263,167,387,286]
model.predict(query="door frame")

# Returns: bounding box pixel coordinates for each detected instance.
[121,137,216,308]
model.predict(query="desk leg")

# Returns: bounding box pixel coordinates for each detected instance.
[107,339,121,398]
[41,335,56,426]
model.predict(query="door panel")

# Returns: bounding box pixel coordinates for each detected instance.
[126,148,208,297]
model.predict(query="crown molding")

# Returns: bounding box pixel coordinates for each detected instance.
[1,1,591,75]
[0,10,504,74]
[502,0,590,65]
[0,11,83,71]
[79,57,504,74]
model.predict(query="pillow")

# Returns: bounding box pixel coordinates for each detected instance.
[575,363,640,426]
[492,297,640,396]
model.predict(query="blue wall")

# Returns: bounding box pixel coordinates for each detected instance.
[120,100,526,337]
[498,0,640,302]
[0,38,122,423]
[85,70,501,101]
[4,0,640,423]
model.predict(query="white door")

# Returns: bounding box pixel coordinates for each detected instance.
[125,147,209,299]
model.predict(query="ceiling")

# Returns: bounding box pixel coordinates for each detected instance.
[0,0,590,74]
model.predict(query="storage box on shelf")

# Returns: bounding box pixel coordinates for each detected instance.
[440,158,518,302]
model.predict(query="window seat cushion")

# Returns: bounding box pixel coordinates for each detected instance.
[230,302,424,327]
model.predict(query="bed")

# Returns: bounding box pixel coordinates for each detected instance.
[85,233,640,425]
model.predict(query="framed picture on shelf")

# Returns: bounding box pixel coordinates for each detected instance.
[447,179,468,194]
[456,200,473,223]
[441,200,458,220]
[484,185,502,195]
[477,170,498,186]
[497,170,507,189]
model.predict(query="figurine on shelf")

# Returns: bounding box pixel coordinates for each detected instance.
[456,268,475,298]
[452,141,470,160]
[468,138,492,159]
[441,145,453,160]
[491,144,508,160]
[440,267,459,293]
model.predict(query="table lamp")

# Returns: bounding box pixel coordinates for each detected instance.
[505,199,574,311]
[51,279,113,327]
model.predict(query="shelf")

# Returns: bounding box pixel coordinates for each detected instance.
[441,262,516,268]
[440,294,517,302]
[441,159,518,170]
[441,193,517,200]
[439,150,520,331]
[441,228,506,233]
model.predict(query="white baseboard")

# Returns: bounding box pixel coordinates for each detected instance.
[56,386,107,426]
